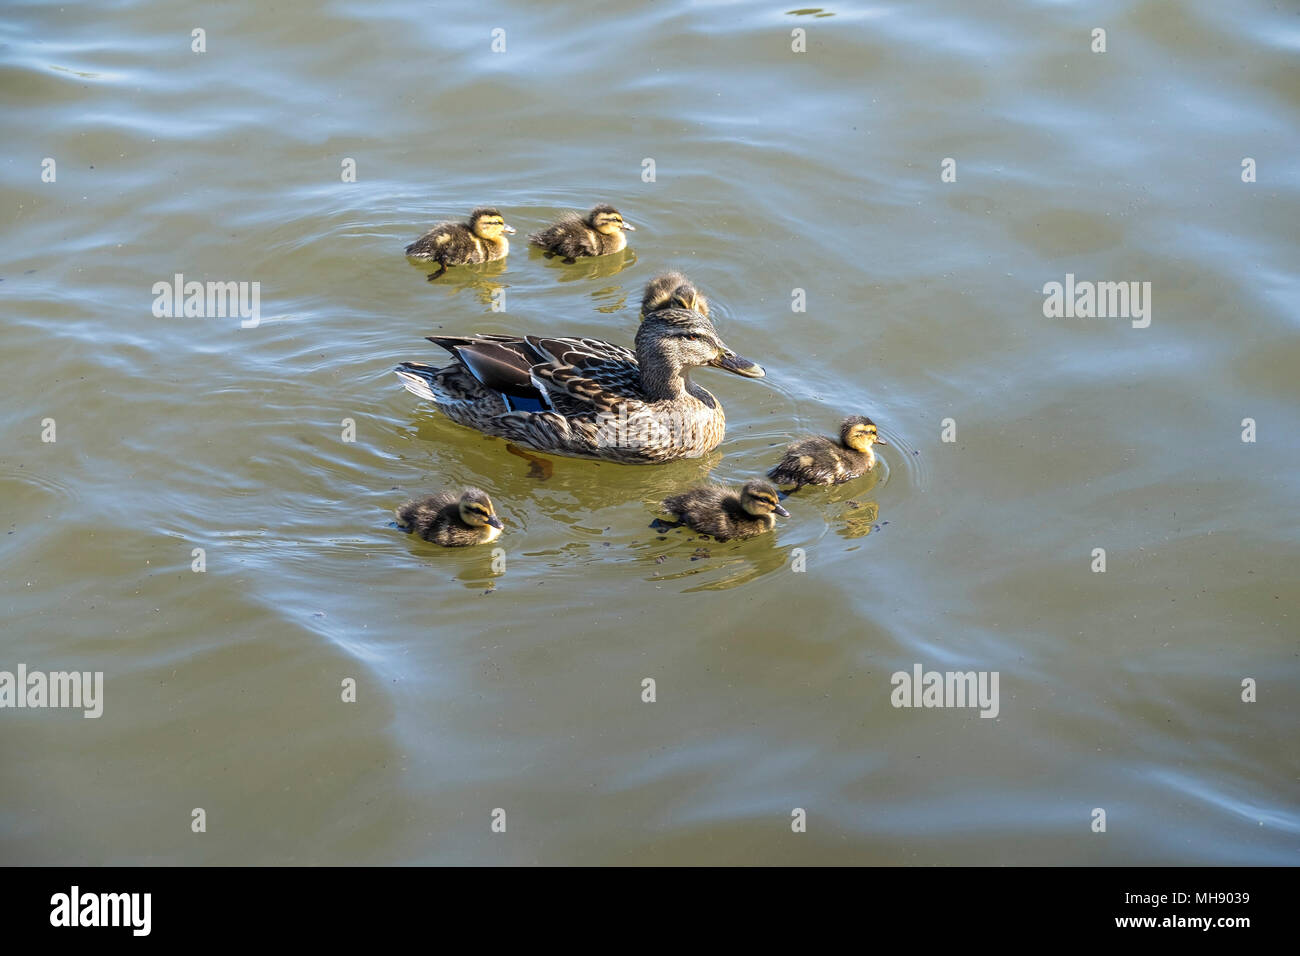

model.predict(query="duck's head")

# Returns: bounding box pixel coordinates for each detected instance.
[842,415,887,453]
[641,272,710,319]
[458,488,504,529]
[741,481,790,518]
[636,309,765,379]
[469,208,516,241]
[587,204,634,236]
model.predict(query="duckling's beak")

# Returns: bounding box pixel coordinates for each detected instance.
[487,515,504,530]
[709,348,765,378]
[621,222,636,231]
[502,224,517,234]
[774,503,791,518]
[873,436,888,446]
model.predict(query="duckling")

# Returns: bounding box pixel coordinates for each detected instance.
[406,207,515,281]
[767,416,887,491]
[641,271,710,318]
[660,480,790,541]
[529,205,634,263]
[395,488,504,547]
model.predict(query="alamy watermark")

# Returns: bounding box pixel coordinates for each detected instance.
[0,665,103,718]
[593,403,711,450]
[1042,273,1150,328]
[891,663,999,718]
[50,886,150,936]
[152,273,261,328]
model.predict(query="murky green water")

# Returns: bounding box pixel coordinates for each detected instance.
[2,0,1297,864]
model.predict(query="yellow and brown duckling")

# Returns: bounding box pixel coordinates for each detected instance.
[660,480,790,541]
[406,207,515,281]
[767,416,887,491]
[395,488,504,547]
[529,204,634,263]
[641,271,709,319]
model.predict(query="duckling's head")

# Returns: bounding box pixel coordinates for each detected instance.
[469,208,516,241]
[641,272,710,318]
[458,488,504,529]
[636,310,765,379]
[740,481,791,518]
[841,416,887,453]
[587,204,634,236]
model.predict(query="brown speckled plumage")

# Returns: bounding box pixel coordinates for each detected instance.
[394,309,765,464]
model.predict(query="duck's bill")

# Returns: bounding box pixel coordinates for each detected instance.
[774,504,791,518]
[709,352,765,378]
[621,222,636,230]
[502,225,517,234]
[488,516,504,529]
[874,436,888,446]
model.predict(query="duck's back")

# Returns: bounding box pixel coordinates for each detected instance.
[406,221,477,261]
[664,486,765,540]
[396,492,459,541]
[529,213,603,258]
[769,435,865,486]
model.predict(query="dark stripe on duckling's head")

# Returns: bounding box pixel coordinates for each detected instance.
[841,415,885,451]
[458,488,503,528]
[588,205,633,233]
[469,207,515,237]
[740,480,789,517]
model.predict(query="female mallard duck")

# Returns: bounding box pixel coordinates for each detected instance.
[406,207,515,281]
[767,416,887,491]
[394,308,765,464]
[660,480,790,541]
[395,488,504,547]
[529,205,634,262]
[641,271,709,318]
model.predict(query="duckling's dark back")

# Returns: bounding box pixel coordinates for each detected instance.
[395,492,490,547]
[406,221,477,261]
[767,435,869,489]
[662,485,772,541]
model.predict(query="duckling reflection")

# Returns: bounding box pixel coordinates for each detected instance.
[837,498,880,540]
[532,246,637,282]
[592,285,630,315]
[416,260,507,306]
[640,526,790,591]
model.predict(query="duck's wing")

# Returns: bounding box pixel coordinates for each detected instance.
[515,336,642,413]
[427,334,552,412]
[426,334,641,415]
[523,336,641,403]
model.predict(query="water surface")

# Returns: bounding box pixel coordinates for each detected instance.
[1,0,1297,864]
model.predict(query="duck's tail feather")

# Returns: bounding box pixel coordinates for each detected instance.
[394,362,440,403]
